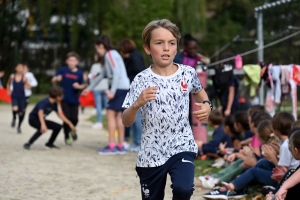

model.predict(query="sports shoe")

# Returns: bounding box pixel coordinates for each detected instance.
[23,143,30,150]
[203,188,246,199]
[211,159,225,167]
[65,138,72,145]
[92,122,103,129]
[123,141,130,150]
[117,146,127,155]
[17,127,22,134]
[261,185,276,196]
[11,119,16,128]
[98,146,118,155]
[128,143,140,152]
[45,143,60,149]
[70,130,77,141]
[199,175,219,189]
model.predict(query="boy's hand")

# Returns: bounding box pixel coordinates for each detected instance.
[275,188,287,200]
[41,124,48,133]
[133,87,157,109]
[55,75,62,82]
[7,90,11,96]
[195,140,203,149]
[242,145,254,157]
[219,142,227,152]
[73,82,80,89]
[262,144,277,162]
[224,109,231,116]
[227,153,236,163]
[81,88,90,96]
[193,103,211,121]
[69,123,76,131]
[106,92,115,100]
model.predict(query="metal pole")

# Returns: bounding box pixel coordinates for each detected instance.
[257,11,265,105]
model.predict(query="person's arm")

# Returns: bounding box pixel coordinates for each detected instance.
[29,73,38,87]
[277,169,300,198]
[6,74,13,95]
[192,89,211,121]
[52,68,63,84]
[38,110,47,133]
[56,112,75,131]
[108,53,123,95]
[84,70,105,93]
[224,85,234,116]
[24,77,31,89]
[73,72,87,90]
[240,138,252,146]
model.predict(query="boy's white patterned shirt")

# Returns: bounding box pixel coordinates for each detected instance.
[122,64,203,167]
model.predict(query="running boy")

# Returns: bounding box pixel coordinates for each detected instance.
[52,52,86,145]
[122,19,212,200]
[23,86,75,150]
[6,63,30,133]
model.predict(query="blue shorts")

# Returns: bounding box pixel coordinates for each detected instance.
[12,98,26,112]
[107,89,128,112]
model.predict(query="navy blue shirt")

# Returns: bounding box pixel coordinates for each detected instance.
[221,75,239,109]
[29,98,58,119]
[244,129,254,140]
[203,125,233,149]
[56,66,83,105]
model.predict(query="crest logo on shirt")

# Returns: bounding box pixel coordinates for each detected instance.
[180,78,188,93]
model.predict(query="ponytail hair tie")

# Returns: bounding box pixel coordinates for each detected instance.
[270,133,275,137]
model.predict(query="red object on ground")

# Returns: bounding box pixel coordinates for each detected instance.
[0,88,11,103]
[79,91,95,107]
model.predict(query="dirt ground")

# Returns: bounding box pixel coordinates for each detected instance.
[0,104,207,200]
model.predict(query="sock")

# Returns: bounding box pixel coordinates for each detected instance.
[109,143,115,149]
[12,111,17,120]
[18,114,24,128]
[118,143,124,149]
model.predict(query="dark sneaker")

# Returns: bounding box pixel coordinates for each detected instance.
[97,146,118,155]
[11,119,16,128]
[65,138,72,146]
[203,188,246,199]
[17,127,22,134]
[23,143,30,150]
[117,146,127,155]
[70,130,77,141]
[45,143,60,149]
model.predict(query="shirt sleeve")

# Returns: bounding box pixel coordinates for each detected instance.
[190,69,203,94]
[251,134,261,148]
[122,77,141,109]
[28,72,38,87]
[278,141,294,167]
[87,69,105,90]
[37,101,46,112]
[78,71,84,84]
[107,51,125,94]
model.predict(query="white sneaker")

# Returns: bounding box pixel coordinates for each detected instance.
[123,141,130,150]
[211,158,225,167]
[92,122,103,129]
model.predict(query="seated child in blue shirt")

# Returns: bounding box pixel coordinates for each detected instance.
[196,109,232,156]
[23,86,75,150]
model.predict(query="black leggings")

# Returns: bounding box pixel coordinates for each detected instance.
[61,101,78,139]
[28,117,62,145]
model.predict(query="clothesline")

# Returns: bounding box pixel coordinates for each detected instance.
[207,30,300,67]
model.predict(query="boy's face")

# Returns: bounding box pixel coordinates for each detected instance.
[23,65,29,73]
[143,27,177,68]
[184,41,198,57]
[66,56,79,70]
[15,64,24,73]
[95,44,106,57]
[55,95,63,102]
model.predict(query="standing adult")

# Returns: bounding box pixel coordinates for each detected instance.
[119,39,145,152]
[89,54,108,129]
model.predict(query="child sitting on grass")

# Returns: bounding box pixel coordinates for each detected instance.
[196,110,232,158]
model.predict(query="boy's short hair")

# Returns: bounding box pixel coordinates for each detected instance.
[119,39,136,54]
[272,112,295,136]
[208,109,223,125]
[293,120,300,128]
[48,86,64,98]
[248,105,265,116]
[142,19,181,48]
[66,52,80,60]
[234,111,250,130]
[251,110,271,128]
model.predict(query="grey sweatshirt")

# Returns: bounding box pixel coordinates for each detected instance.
[88,50,130,94]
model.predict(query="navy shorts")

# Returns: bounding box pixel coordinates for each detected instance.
[12,98,26,112]
[107,89,129,112]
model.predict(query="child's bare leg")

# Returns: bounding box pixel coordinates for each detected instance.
[106,109,117,144]
[116,112,125,145]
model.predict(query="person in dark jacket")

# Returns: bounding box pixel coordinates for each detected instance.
[119,39,145,152]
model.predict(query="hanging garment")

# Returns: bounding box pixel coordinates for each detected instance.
[281,66,291,100]
[259,63,273,89]
[270,65,281,104]
[243,64,261,97]
[289,65,298,119]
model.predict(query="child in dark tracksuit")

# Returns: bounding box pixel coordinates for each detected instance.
[23,86,75,150]
[52,52,86,145]
[196,109,232,155]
